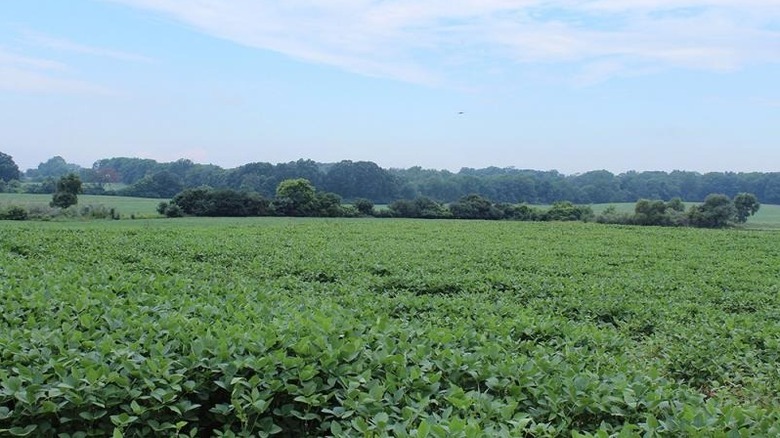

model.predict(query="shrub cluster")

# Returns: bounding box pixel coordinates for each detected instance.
[157,183,759,229]
[595,193,760,228]
[0,205,28,220]
[157,184,361,218]
[380,196,593,222]
[158,187,272,217]
[0,204,122,221]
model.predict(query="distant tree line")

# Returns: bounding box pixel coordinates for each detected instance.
[155,179,598,223]
[0,156,760,228]
[384,193,760,228]
[155,177,758,228]
[4,153,780,205]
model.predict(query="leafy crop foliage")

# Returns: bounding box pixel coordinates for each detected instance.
[1,219,780,436]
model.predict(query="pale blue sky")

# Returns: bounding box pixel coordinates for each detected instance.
[1,0,778,173]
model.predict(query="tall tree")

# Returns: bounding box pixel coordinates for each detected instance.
[733,193,760,223]
[688,194,736,228]
[0,151,21,182]
[274,178,317,216]
[92,157,159,184]
[28,156,81,180]
[323,160,400,203]
[50,173,83,208]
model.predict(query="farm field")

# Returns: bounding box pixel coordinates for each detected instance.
[741,203,780,229]
[1,218,780,436]
[0,193,163,218]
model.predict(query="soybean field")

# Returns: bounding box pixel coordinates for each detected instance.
[1,218,779,436]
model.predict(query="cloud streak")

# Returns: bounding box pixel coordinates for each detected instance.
[23,31,154,63]
[0,46,115,94]
[108,0,780,85]
[0,28,151,95]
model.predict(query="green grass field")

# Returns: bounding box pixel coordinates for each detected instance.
[0,193,163,218]
[1,218,779,436]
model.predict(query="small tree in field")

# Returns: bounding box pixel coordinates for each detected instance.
[733,193,760,223]
[688,194,735,228]
[50,173,82,208]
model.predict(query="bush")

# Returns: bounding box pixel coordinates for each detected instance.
[50,174,82,208]
[688,194,736,228]
[449,194,503,220]
[544,202,593,222]
[595,206,632,225]
[78,204,117,220]
[0,205,28,220]
[164,203,183,218]
[170,187,272,217]
[316,192,344,217]
[388,197,450,219]
[497,203,540,221]
[50,191,78,209]
[353,198,375,216]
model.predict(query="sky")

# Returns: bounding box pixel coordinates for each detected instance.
[1,1,778,174]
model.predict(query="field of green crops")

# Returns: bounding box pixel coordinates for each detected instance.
[2,218,780,436]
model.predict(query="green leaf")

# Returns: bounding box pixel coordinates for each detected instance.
[2,377,22,395]
[79,410,107,420]
[352,417,369,433]
[373,412,389,427]
[110,413,138,426]
[130,400,145,415]
[7,425,37,437]
[417,420,431,438]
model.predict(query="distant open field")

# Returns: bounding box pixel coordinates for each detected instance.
[0,193,163,218]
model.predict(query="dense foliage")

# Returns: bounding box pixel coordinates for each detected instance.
[0,152,21,183]
[3,172,760,229]
[25,156,81,180]
[49,174,83,209]
[15,155,780,204]
[158,182,352,218]
[1,219,780,436]
[161,187,272,217]
[595,194,760,228]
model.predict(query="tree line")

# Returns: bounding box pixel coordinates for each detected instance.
[3,153,780,205]
[1,166,762,228]
[153,176,759,229]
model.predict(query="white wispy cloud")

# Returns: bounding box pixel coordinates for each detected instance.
[0,65,114,94]
[0,48,69,71]
[0,28,152,95]
[22,31,154,63]
[107,1,780,85]
[0,46,115,94]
